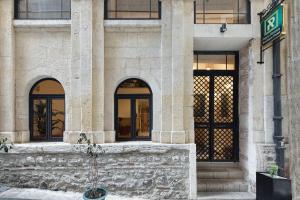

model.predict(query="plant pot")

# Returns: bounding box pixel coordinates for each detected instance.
[83,188,107,200]
[256,172,292,200]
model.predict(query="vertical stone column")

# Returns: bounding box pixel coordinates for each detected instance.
[80,0,93,133]
[64,0,82,143]
[66,0,105,144]
[0,0,16,142]
[157,0,193,144]
[92,0,106,143]
[170,0,185,144]
[157,0,173,143]
[288,0,300,198]
[183,0,194,144]
[171,0,186,143]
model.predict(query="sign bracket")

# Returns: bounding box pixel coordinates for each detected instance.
[257,0,286,65]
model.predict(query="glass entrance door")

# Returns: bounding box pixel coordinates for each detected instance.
[116,96,151,141]
[193,52,239,162]
[31,97,65,141]
[30,79,65,141]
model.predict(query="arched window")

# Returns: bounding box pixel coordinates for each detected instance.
[115,78,152,141]
[29,79,65,141]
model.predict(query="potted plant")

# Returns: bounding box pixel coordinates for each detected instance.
[76,133,107,200]
[256,164,292,200]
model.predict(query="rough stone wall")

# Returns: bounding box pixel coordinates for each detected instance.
[0,143,191,200]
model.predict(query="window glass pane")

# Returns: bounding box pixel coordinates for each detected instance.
[33,99,47,140]
[238,13,248,24]
[32,80,64,95]
[51,99,65,138]
[205,13,238,24]
[18,0,27,12]
[193,55,198,70]
[239,0,248,13]
[28,0,61,12]
[16,0,71,19]
[106,0,159,19]
[135,99,150,138]
[62,0,71,11]
[204,0,237,14]
[151,0,158,11]
[116,79,151,94]
[198,55,227,70]
[117,99,132,139]
[195,0,250,24]
[227,55,235,70]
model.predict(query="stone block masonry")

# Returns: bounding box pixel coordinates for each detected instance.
[0,143,195,200]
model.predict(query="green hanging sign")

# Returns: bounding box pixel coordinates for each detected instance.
[261,5,284,46]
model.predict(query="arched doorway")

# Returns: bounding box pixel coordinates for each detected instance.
[29,78,65,141]
[115,78,152,141]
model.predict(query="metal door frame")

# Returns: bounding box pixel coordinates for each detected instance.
[115,94,153,141]
[29,78,65,142]
[194,51,239,162]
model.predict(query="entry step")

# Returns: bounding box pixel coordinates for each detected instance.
[197,167,244,179]
[196,192,256,200]
[197,179,248,192]
[197,162,240,168]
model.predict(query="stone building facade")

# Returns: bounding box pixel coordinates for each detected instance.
[0,0,299,199]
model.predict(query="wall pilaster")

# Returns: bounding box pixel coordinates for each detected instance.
[288,0,300,198]
[0,0,17,142]
[92,0,106,143]
[157,0,193,144]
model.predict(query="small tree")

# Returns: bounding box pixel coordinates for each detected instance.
[76,133,105,199]
[0,138,13,153]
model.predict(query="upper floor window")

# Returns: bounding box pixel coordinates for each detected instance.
[194,0,250,24]
[104,0,161,19]
[15,0,71,19]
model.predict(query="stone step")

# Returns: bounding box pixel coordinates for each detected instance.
[196,192,256,200]
[197,167,244,179]
[197,162,240,169]
[197,179,248,192]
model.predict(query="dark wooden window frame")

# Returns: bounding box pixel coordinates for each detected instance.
[194,0,251,24]
[193,51,239,162]
[114,78,153,141]
[29,78,65,142]
[14,0,71,20]
[104,0,161,20]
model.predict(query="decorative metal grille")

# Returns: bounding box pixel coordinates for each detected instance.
[213,129,234,160]
[194,76,210,123]
[193,68,238,162]
[214,76,234,123]
[195,128,210,160]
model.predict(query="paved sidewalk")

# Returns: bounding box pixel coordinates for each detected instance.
[0,188,146,200]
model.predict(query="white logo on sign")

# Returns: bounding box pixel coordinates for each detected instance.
[267,16,276,32]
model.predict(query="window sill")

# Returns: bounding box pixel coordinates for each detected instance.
[104,19,161,28]
[13,19,71,28]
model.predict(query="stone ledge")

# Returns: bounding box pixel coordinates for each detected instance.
[0,142,194,154]
[104,20,161,32]
[13,20,71,31]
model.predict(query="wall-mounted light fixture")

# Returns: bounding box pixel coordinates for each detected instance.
[220,23,227,33]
